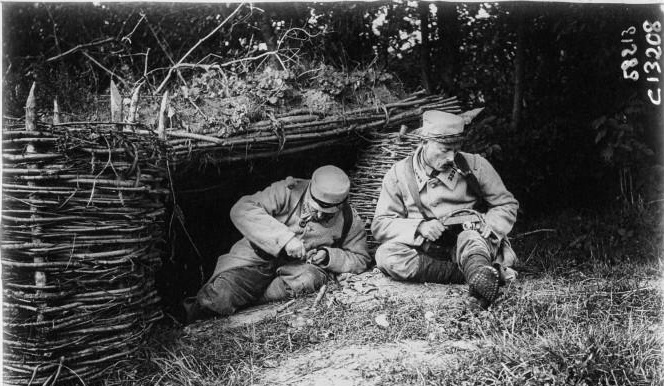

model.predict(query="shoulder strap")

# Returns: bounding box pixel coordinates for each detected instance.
[454,153,488,210]
[334,201,353,247]
[284,183,308,225]
[396,155,433,219]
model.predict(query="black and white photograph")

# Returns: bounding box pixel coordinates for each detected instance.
[2,1,663,385]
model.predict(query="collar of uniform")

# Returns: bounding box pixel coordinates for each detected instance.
[413,145,459,191]
[412,146,432,191]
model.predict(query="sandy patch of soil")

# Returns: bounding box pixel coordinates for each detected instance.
[255,339,481,386]
[184,270,492,385]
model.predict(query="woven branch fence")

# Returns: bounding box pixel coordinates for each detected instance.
[2,81,459,384]
[2,84,169,385]
[348,133,423,252]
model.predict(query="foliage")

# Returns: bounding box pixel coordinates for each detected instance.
[593,97,656,168]
[172,62,402,137]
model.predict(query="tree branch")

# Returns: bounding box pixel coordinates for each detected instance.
[81,51,130,88]
[155,3,245,94]
[45,37,115,63]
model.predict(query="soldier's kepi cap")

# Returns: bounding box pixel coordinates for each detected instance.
[412,110,465,145]
[308,165,350,213]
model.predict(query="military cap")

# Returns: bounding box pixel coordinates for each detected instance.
[309,165,350,213]
[413,110,465,145]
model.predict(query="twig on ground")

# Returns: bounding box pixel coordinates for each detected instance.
[310,285,327,310]
[513,229,556,239]
[276,299,296,313]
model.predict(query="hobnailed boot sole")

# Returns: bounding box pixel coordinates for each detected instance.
[468,265,500,304]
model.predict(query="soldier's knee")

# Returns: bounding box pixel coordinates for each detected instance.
[375,242,419,281]
[197,274,237,316]
[457,229,483,243]
[456,230,491,265]
[375,242,400,268]
[278,264,328,295]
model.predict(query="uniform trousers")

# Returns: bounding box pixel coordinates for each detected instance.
[375,230,499,282]
[186,250,330,318]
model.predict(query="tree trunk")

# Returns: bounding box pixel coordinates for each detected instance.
[511,6,526,131]
[419,2,432,93]
[436,2,460,95]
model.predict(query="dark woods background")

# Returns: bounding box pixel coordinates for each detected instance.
[3,2,663,302]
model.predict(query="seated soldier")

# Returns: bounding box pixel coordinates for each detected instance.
[184,165,370,323]
[371,110,519,306]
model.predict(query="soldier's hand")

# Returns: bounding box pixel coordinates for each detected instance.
[417,219,446,242]
[307,249,329,266]
[480,223,497,242]
[284,237,306,259]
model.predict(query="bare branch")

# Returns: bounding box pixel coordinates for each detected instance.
[46,37,115,63]
[143,14,189,88]
[276,27,327,48]
[81,51,130,89]
[155,3,245,94]
[45,7,62,55]
[121,13,146,44]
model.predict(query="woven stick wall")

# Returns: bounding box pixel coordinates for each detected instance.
[2,84,168,385]
[347,101,462,252]
[156,91,461,165]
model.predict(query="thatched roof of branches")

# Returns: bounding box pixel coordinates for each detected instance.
[114,69,461,167]
[11,3,491,168]
[7,4,510,169]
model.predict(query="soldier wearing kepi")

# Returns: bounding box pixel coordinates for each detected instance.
[184,165,370,323]
[371,110,519,306]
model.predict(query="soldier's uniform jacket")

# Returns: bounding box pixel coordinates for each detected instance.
[214,177,370,275]
[372,146,519,249]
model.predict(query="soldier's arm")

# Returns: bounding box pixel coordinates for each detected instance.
[230,179,298,256]
[371,166,425,247]
[320,207,370,274]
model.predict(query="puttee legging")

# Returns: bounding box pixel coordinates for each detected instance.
[374,229,499,282]
[195,255,330,316]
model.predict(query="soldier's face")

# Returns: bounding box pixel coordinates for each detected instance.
[423,141,457,171]
[304,196,337,223]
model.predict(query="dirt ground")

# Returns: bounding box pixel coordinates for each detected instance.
[183,270,514,386]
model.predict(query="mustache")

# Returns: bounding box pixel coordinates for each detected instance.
[436,159,467,177]
[441,158,454,168]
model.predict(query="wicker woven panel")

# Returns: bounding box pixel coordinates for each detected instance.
[2,120,168,385]
[348,101,462,253]
[164,94,462,165]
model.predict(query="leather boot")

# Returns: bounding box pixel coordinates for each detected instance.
[462,253,500,305]
[256,277,291,304]
[182,297,215,325]
[415,255,465,284]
